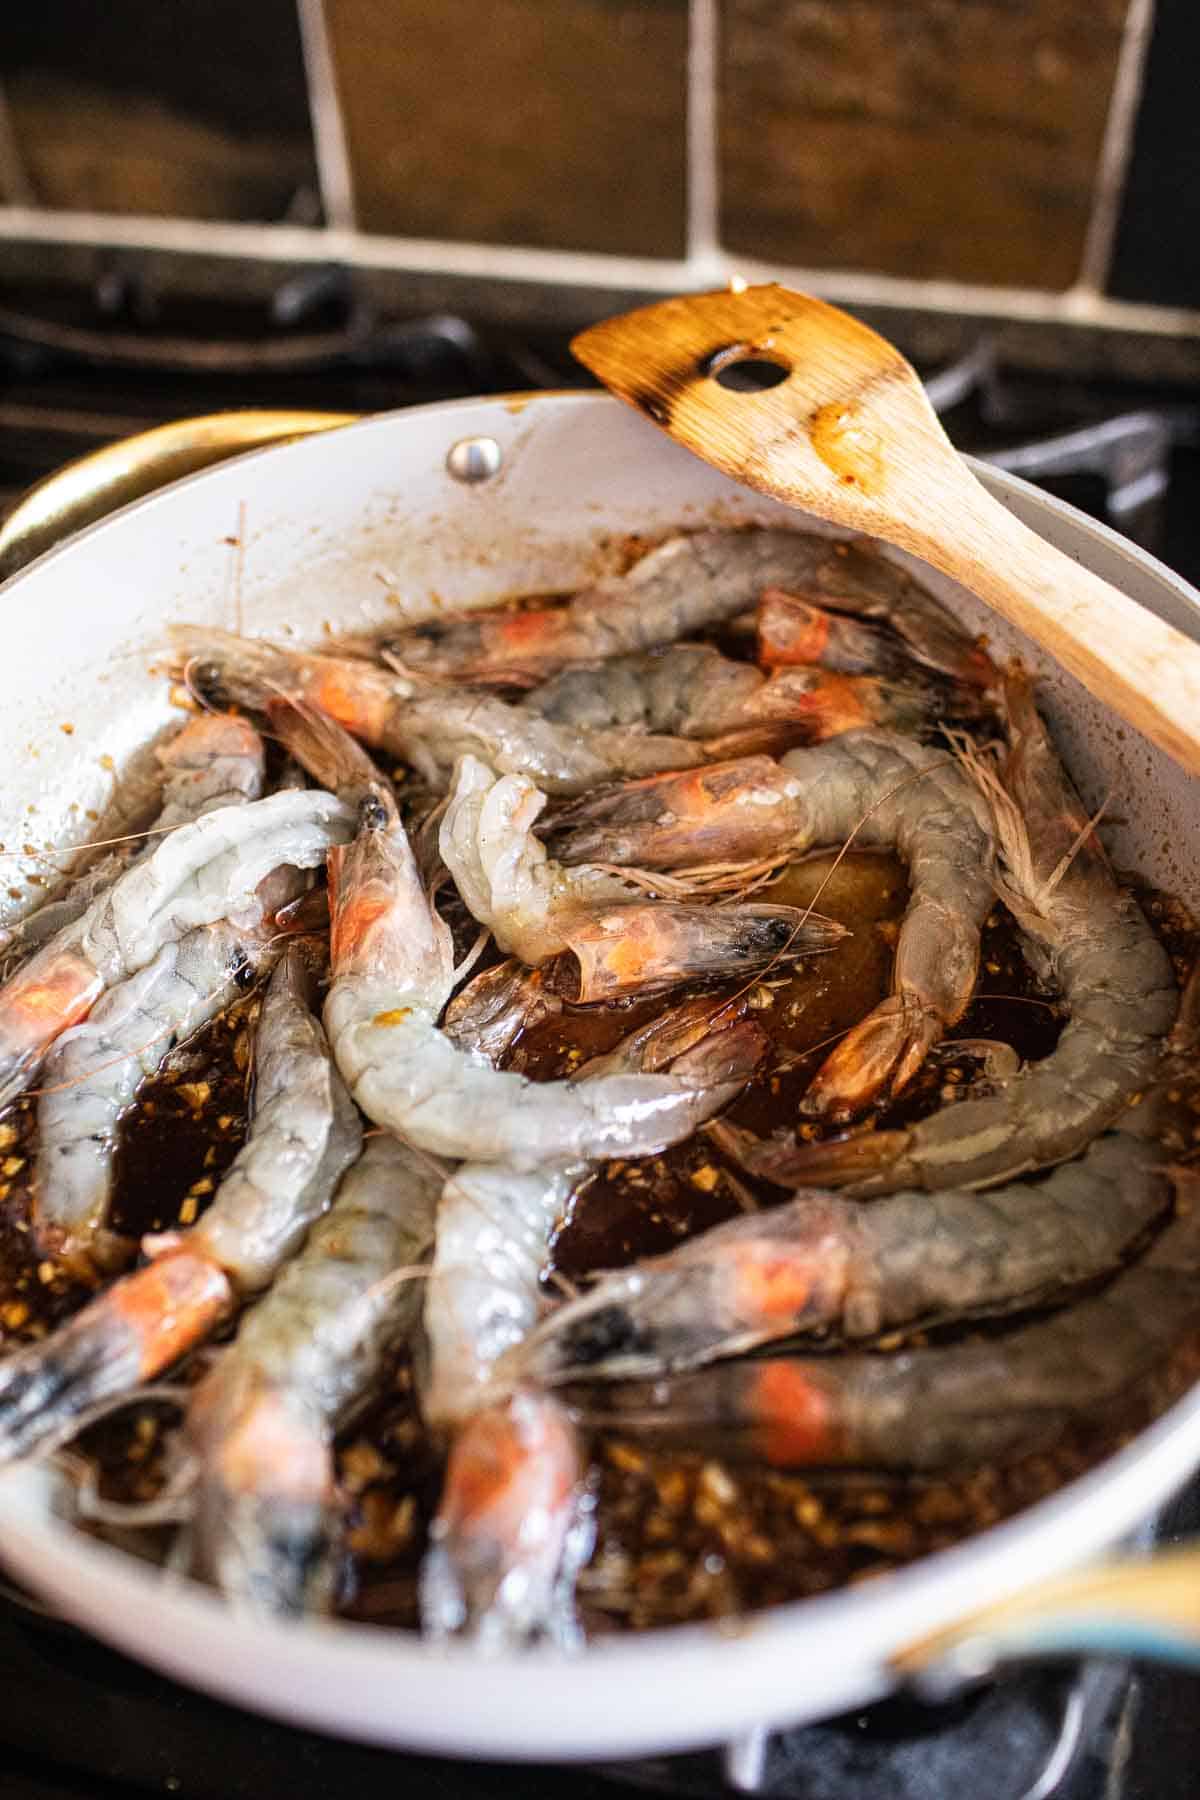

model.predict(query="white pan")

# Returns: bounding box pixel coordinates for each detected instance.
[0,391,1198,1762]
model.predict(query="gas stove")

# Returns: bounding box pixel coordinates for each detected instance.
[0,272,1197,1800]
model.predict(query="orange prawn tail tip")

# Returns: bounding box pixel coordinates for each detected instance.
[421,1392,591,1647]
[800,996,945,1122]
[264,695,394,810]
[0,950,105,1106]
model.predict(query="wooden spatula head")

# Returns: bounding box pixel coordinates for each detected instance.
[571,284,956,545]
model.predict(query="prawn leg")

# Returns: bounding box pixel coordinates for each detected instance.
[0,943,361,1464]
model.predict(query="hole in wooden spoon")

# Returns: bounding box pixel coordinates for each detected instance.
[709,355,789,393]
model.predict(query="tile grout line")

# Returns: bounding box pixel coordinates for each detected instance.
[0,207,1199,340]
[686,0,722,267]
[1075,0,1157,295]
[295,0,358,233]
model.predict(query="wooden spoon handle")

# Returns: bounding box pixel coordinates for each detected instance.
[897,457,1200,776]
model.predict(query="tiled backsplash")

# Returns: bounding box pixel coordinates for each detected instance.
[4,0,320,223]
[0,0,1197,365]
[327,0,689,256]
[718,0,1129,289]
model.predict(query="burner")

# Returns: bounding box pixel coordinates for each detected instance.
[0,1584,1128,1800]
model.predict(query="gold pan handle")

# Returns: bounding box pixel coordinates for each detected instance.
[0,408,358,581]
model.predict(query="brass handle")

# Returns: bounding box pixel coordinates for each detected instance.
[0,408,359,581]
[893,1542,1200,1696]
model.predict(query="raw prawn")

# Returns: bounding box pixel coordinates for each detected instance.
[550,734,996,1116]
[420,1162,593,1648]
[717,673,1178,1191]
[439,754,846,1003]
[0,786,352,1110]
[176,626,715,797]
[519,1132,1171,1385]
[585,1168,1200,1472]
[1,712,266,962]
[525,643,989,748]
[32,860,305,1278]
[381,528,993,689]
[424,1000,765,1426]
[0,943,362,1464]
[324,784,764,1167]
[420,1002,762,1646]
[185,1134,441,1616]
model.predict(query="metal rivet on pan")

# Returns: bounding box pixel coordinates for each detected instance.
[446,436,502,483]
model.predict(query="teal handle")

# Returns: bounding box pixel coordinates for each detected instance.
[893,1543,1200,1697]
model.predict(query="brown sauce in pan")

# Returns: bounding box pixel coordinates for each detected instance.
[0,704,1196,1634]
[0,874,1184,1638]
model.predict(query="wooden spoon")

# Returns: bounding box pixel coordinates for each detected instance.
[572,284,1200,777]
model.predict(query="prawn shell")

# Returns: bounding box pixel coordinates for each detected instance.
[543,902,846,1003]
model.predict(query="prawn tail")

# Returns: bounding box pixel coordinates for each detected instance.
[706,1116,913,1191]
[187,1381,340,1616]
[265,697,395,814]
[420,1392,592,1651]
[800,995,944,1121]
[0,1248,232,1464]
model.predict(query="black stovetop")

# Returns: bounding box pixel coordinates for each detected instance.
[1,281,1199,1800]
